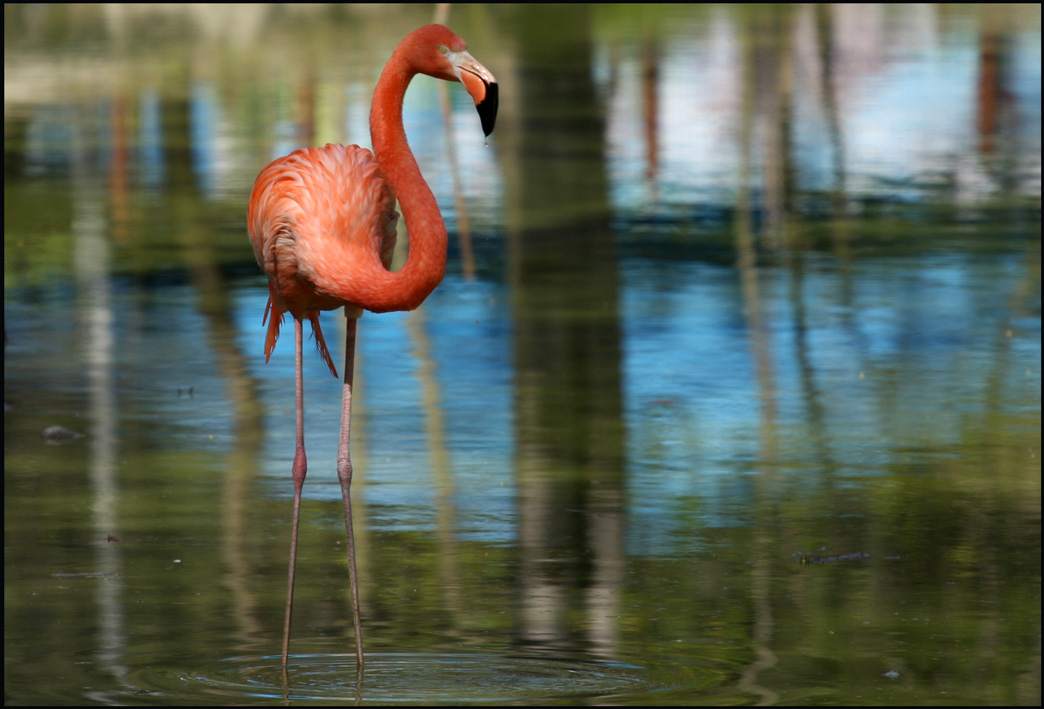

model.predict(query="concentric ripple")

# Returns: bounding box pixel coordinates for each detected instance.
[132,652,662,703]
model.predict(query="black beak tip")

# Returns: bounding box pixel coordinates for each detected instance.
[476,82,498,137]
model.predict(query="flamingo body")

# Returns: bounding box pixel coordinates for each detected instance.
[249,145,399,375]
[246,24,497,671]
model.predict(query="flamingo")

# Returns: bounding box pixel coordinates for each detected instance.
[247,24,497,669]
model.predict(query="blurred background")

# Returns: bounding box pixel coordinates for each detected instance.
[4,3,1040,705]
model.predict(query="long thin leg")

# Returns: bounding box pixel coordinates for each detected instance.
[282,318,308,669]
[337,315,365,668]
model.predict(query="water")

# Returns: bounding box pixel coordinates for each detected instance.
[4,4,1041,705]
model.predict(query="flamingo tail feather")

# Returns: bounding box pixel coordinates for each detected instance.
[308,313,339,378]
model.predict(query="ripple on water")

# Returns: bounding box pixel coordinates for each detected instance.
[122,651,713,704]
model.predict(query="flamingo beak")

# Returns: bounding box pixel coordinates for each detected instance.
[451,52,498,137]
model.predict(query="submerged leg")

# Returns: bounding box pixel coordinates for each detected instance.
[338,315,365,668]
[282,318,308,669]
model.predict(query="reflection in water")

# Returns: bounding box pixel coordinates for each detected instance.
[406,309,466,633]
[734,19,783,703]
[189,196,268,654]
[435,0,478,282]
[813,5,849,216]
[75,106,127,693]
[501,4,626,660]
[641,39,660,184]
[3,4,1041,706]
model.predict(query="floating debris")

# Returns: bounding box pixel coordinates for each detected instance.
[799,552,871,565]
[41,425,85,444]
[51,572,121,579]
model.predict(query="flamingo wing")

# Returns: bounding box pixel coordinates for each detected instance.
[248,144,399,376]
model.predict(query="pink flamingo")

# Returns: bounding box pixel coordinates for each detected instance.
[247,24,497,669]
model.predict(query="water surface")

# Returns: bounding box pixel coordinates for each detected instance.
[4,4,1040,705]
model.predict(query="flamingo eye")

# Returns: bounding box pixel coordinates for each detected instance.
[438,45,449,55]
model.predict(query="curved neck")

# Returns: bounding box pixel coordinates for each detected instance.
[368,52,447,311]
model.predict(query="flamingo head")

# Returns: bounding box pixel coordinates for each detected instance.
[402,24,498,137]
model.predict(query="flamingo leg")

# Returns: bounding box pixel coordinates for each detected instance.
[282,318,308,669]
[338,315,365,668]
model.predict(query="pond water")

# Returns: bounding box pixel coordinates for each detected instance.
[4,4,1041,705]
